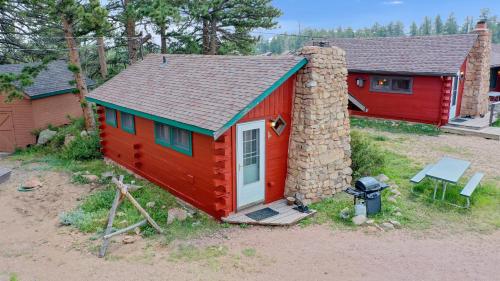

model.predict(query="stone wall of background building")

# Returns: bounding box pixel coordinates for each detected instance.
[461,21,492,117]
[285,46,352,204]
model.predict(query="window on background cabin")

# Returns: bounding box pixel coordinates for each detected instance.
[105,108,117,127]
[370,76,413,94]
[120,112,135,134]
[154,122,192,156]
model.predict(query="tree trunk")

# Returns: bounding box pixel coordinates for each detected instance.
[97,36,108,79]
[124,0,138,64]
[202,18,210,54]
[160,25,167,54]
[61,15,96,131]
[208,18,218,55]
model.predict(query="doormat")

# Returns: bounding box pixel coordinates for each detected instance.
[451,118,469,123]
[246,207,279,221]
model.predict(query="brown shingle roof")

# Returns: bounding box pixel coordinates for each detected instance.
[314,34,478,76]
[87,54,306,137]
[492,44,500,67]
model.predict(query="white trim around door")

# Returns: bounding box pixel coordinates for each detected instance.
[449,74,460,120]
[236,120,266,210]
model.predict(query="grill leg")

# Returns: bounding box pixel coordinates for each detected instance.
[441,182,448,201]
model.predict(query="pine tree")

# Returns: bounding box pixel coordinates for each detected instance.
[185,0,281,55]
[444,13,459,34]
[140,0,181,54]
[434,15,443,34]
[410,21,419,36]
[420,16,432,35]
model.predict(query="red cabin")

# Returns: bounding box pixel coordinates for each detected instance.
[316,24,492,125]
[491,44,500,94]
[87,54,307,219]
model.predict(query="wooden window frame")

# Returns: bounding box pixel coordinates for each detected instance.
[105,108,117,127]
[120,112,135,134]
[154,122,192,156]
[370,76,413,94]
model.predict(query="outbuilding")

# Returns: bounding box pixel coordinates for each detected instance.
[87,48,352,219]
[316,21,492,125]
[0,60,87,152]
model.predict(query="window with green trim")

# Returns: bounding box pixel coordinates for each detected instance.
[154,122,192,156]
[120,112,135,134]
[105,108,117,127]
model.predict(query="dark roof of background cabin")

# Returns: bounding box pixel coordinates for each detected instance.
[492,44,500,67]
[88,54,305,135]
[0,60,93,98]
[314,34,478,76]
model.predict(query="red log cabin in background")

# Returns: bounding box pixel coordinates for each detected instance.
[316,29,489,125]
[87,54,306,218]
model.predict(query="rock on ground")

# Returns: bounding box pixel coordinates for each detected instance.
[376,174,389,182]
[37,129,57,145]
[352,215,367,225]
[82,174,99,183]
[381,222,395,231]
[167,208,189,224]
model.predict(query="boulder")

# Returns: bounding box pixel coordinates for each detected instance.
[37,129,57,145]
[82,174,99,183]
[389,220,402,229]
[376,174,389,182]
[64,135,76,147]
[167,208,189,224]
[381,222,395,231]
[352,215,367,226]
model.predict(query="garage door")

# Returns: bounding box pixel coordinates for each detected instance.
[0,111,15,152]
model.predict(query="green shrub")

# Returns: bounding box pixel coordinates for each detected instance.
[350,130,385,178]
[61,132,101,161]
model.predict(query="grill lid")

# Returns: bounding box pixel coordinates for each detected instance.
[355,177,384,192]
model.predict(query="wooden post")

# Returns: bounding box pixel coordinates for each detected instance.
[98,189,123,258]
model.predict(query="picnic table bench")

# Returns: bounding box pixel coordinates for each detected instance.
[410,157,483,208]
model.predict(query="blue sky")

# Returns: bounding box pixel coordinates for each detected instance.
[268,0,500,34]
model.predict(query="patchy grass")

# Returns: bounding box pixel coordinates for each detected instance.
[493,119,500,127]
[351,117,441,136]
[12,122,222,243]
[241,248,257,257]
[169,244,228,262]
[303,130,500,232]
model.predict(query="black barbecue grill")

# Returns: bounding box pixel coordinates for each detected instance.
[345,177,389,216]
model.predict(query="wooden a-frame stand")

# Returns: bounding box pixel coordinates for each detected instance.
[98,175,163,258]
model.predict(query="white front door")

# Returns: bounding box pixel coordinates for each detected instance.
[449,75,460,120]
[236,120,266,210]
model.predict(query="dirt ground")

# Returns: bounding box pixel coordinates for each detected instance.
[1,132,499,281]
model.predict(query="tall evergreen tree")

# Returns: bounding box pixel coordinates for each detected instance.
[420,16,432,35]
[410,21,419,36]
[434,15,443,34]
[444,13,459,34]
[140,0,181,54]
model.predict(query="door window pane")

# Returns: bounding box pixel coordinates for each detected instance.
[452,77,459,106]
[243,129,260,185]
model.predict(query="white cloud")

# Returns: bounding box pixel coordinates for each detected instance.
[382,1,404,5]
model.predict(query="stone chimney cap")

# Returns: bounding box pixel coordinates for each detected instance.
[475,20,488,30]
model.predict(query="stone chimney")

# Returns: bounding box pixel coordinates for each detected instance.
[461,20,492,117]
[285,46,352,204]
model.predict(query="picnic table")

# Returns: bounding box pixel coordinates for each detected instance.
[410,157,483,208]
[426,157,470,200]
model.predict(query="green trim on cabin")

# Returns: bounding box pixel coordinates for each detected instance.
[154,121,193,156]
[105,108,117,127]
[29,88,76,100]
[86,97,215,137]
[120,111,136,134]
[213,58,308,139]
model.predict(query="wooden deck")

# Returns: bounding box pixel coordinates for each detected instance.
[443,111,500,140]
[222,199,316,226]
